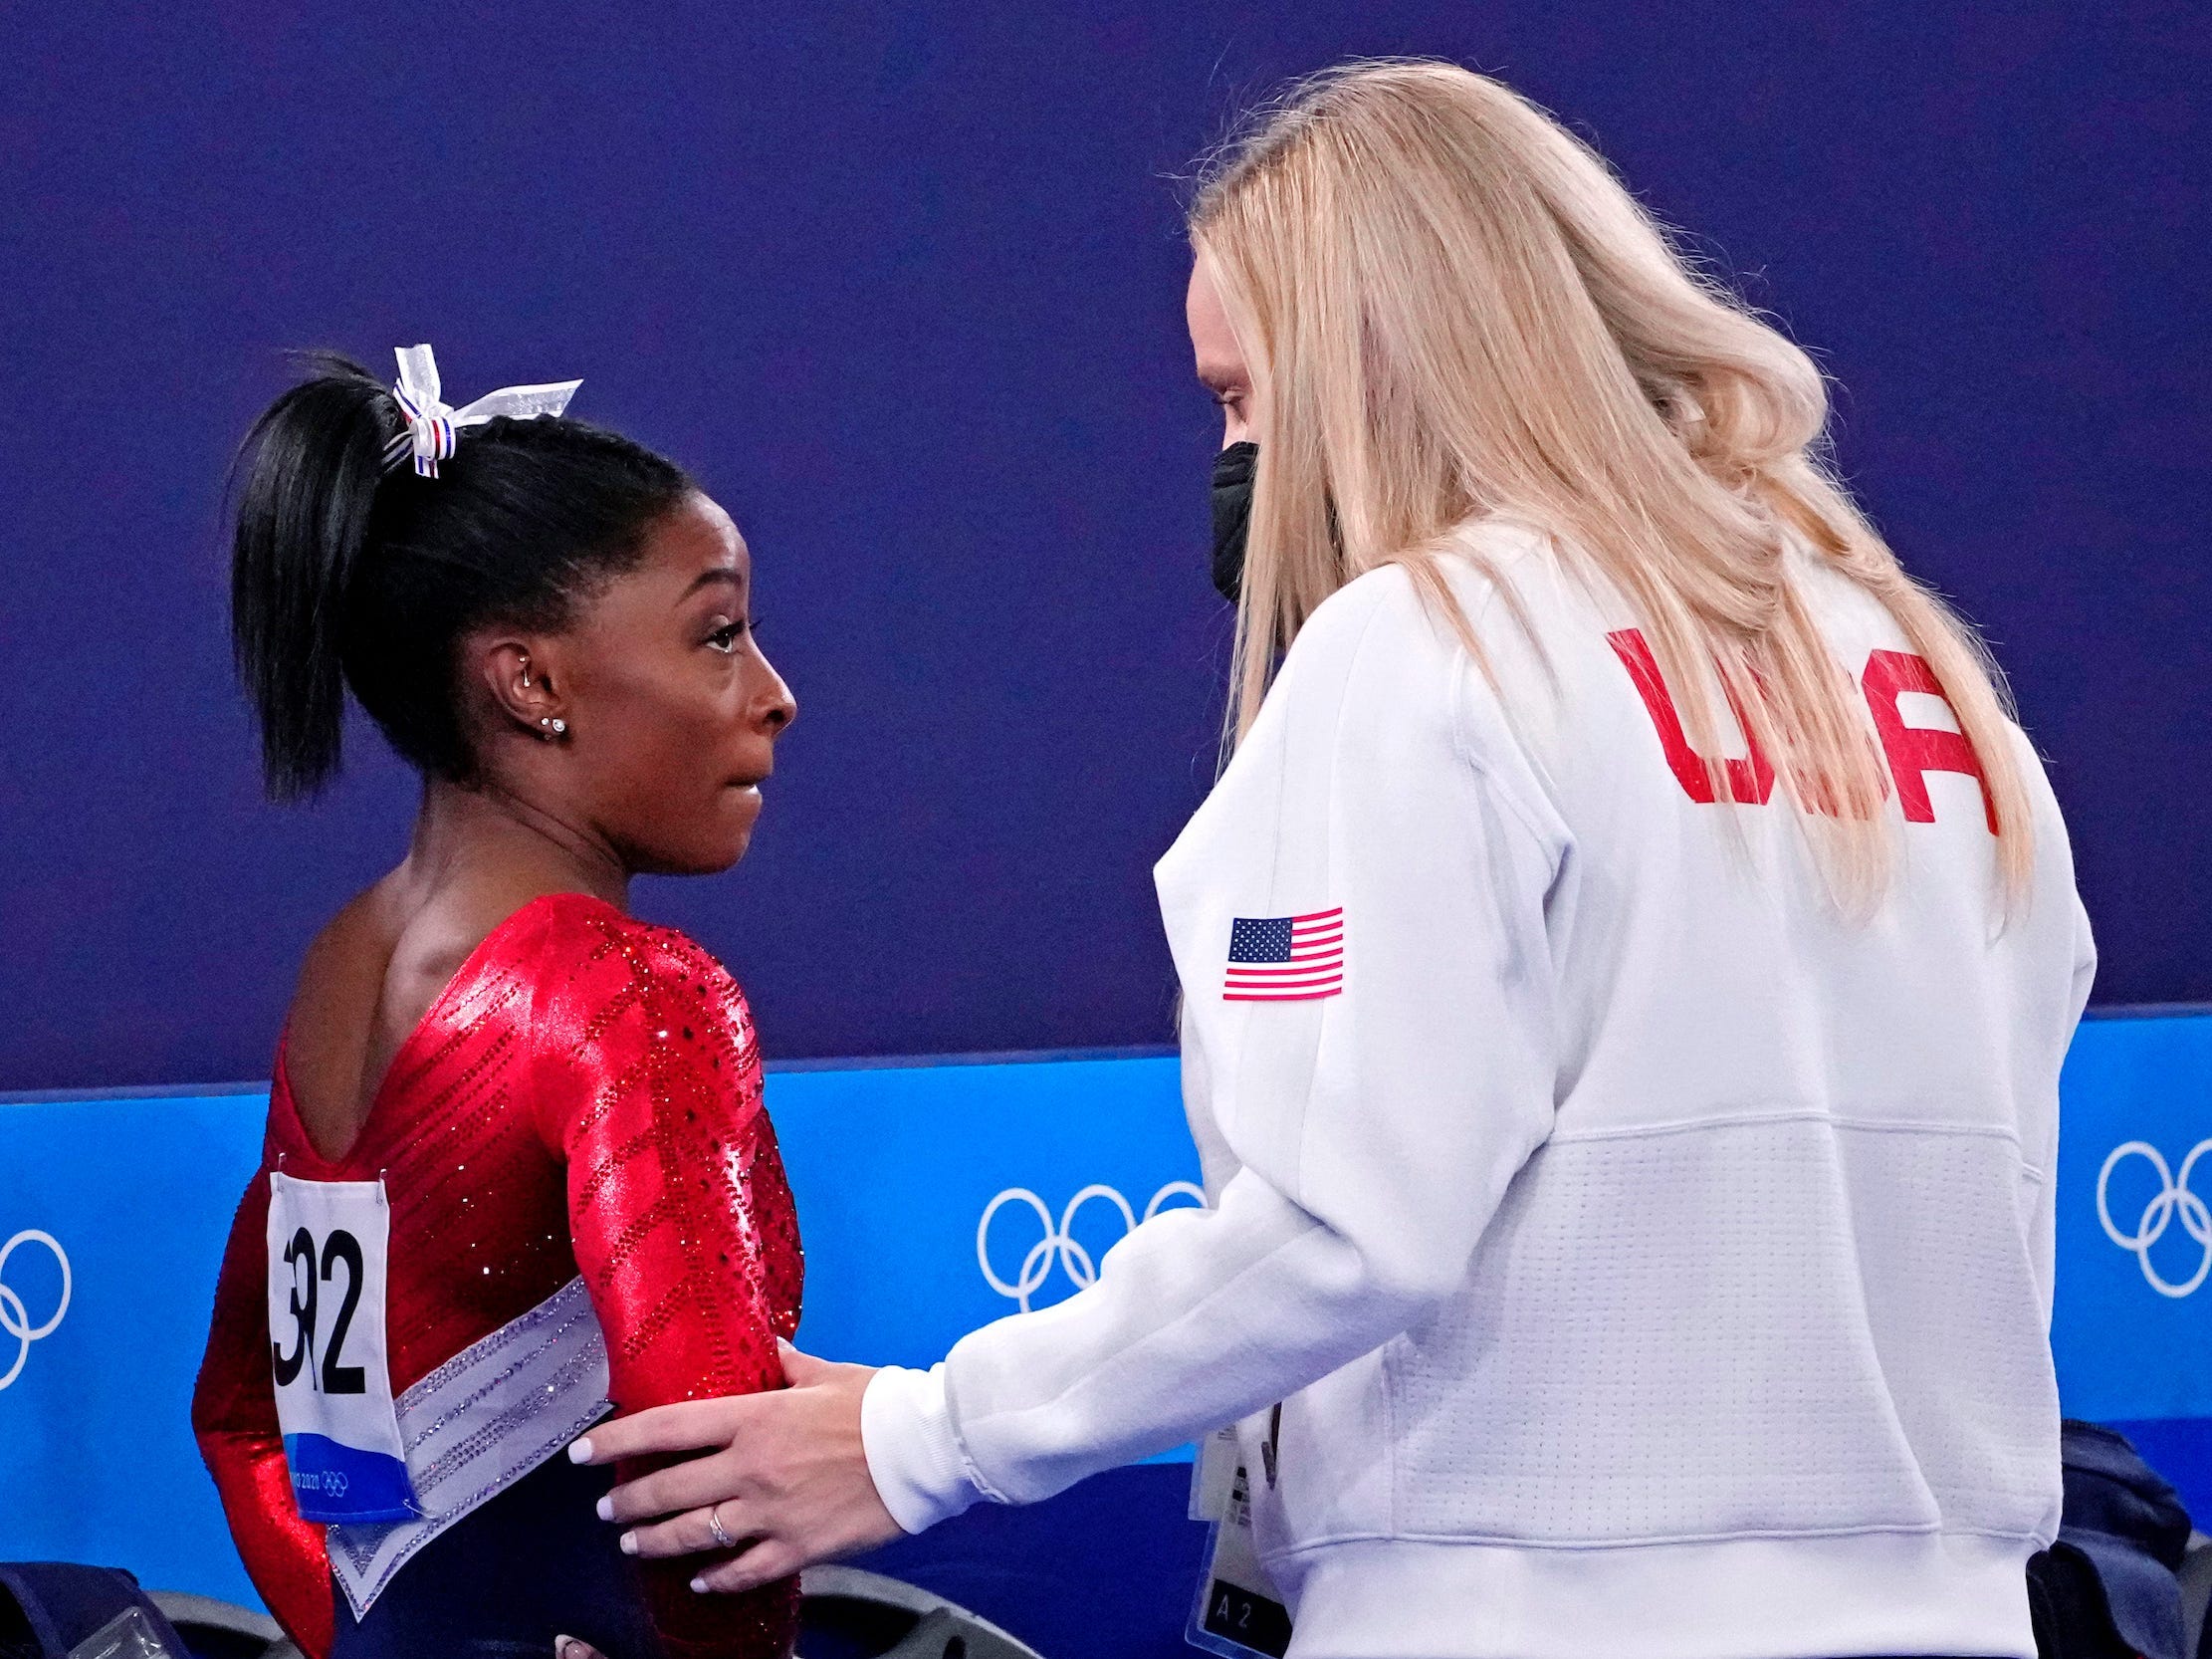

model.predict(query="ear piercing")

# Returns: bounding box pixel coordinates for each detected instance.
[524,657,563,739]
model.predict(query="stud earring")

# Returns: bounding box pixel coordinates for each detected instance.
[538,717,567,741]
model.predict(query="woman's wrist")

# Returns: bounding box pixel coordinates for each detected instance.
[858,1363,988,1535]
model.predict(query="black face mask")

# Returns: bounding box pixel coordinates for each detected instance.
[1210,440,1257,605]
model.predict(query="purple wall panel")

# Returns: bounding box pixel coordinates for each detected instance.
[0,3,2204,1089]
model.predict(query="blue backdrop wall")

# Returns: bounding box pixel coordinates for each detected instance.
[2,2,2206,1092]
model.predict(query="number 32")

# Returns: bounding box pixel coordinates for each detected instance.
[272,1227,366,1394]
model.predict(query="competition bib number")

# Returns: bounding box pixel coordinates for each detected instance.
[265,1173,419,1525]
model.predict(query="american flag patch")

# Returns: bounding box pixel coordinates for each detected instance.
[1223,908,1344,1002]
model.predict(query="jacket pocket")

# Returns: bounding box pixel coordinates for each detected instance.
[1385,1116,2051,1544]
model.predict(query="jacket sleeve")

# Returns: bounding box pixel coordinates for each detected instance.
[862,572,1567,1530]
[534,919,803,1659]
[2033,891,2098,1329]
[191,1168,337,1659]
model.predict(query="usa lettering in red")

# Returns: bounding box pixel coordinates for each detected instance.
[1606,629,1994,831]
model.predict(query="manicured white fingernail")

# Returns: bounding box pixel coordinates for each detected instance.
[595,1496,613,1522]
[554,1638,575,1659]
[619,1532,638,1555]
[568,1438,593,1464]
[689,1577,708,1594]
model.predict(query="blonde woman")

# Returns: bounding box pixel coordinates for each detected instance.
[569,60,2095,1659]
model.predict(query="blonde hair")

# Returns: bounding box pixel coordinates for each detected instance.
[1190,59,2031,911]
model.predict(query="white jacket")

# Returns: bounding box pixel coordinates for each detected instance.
[862,522,2096,1659]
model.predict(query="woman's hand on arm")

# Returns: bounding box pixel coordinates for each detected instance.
[569,1341,903,1594]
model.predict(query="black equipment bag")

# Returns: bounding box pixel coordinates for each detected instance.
[2030,1421,2195,1659]
[0,1563,190,1659]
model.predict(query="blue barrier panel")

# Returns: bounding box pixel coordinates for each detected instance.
[0,1088,266,1602]
[770,1053,1199,1371]
[2,1017,2209,1617]
[0,1056,1198,1606]
[2053,1014,2212,1419]
[2053,1012,2212,1522]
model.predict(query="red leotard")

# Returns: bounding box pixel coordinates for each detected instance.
[191,892,803,1659]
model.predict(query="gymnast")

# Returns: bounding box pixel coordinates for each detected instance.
[191,347,802,1659]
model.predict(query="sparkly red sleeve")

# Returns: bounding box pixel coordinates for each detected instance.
[191,1168,336,1659]
[535,910,804,1659]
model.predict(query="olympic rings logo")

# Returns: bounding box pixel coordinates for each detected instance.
[978,1182,1208,1312]
[2098,1140,2212,1300]
[0,1230,72,1391]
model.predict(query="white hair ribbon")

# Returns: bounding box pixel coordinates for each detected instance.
[384,344,581,478]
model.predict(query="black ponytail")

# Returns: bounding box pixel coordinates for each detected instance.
[228,353,692,800]
[231,355,396,799]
